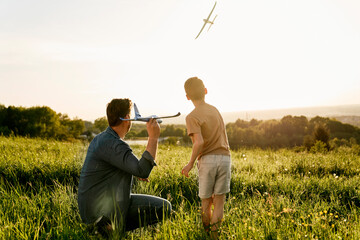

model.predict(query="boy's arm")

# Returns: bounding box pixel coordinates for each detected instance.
[181,132,204,177]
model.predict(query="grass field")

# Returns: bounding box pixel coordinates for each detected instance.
[1,136,360,239]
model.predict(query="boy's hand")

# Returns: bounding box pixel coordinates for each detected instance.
[181,163,193,177]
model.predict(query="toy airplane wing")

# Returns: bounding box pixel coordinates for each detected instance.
[195,23,207,39]
[195,2,217,39]
[120,103,181,123]
[140,112,181,124]
[151,112,181,120]
[206,2,217,22]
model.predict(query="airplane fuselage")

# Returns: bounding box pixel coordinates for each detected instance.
[134,115,163,124]
[120,103,180,124]
[203,19,214,24]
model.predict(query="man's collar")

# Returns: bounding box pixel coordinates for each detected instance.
[105,126,120,139]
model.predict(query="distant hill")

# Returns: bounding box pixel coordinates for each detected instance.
[166,104,360,125]
[333,116,360,128]
[221,104,360,124]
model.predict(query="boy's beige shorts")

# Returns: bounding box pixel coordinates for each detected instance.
[197,154,231,199]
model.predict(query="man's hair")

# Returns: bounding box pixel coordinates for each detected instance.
[106,98,132,127]
[184,77,205,101]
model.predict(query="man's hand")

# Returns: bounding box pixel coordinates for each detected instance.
[181,163,194,177]
[146,118,160,159]
[146,118,160,139]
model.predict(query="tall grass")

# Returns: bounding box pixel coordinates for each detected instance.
[1,136,360,239]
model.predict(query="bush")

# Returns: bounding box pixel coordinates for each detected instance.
[330,138,350,149]
[303,134,314,150]
[310,140,328,153]
[161,137,180,146]
[313,123,330,150]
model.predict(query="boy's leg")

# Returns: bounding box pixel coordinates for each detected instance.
[210,194,226,239]
[201,197,213,232]
[210,155,231,238]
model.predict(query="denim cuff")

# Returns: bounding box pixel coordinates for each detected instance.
[142,151,157,166]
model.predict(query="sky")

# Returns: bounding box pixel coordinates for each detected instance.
[1,0,360,122]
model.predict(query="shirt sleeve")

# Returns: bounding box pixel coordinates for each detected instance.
[141,150,157,167]
[186,115,201,136]
[102,140,156,178]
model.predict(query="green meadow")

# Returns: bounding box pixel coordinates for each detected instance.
[1,136,360,239]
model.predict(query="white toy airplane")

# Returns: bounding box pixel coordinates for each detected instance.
[120,103,181,124]
[195,2,217,39]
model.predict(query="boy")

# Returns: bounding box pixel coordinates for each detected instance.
[181,77,231,239]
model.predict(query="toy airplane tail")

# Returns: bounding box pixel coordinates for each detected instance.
[133,103,141,119]
[208,15,217,31]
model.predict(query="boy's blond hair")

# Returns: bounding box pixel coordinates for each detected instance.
[184,77,205,101]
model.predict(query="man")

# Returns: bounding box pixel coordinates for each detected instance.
[181,77,231,240]
[78,98,171,236]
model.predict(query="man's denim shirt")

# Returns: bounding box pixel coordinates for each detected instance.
[78,127,156,224]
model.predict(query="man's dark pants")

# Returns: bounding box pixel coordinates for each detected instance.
[97,194,172,233]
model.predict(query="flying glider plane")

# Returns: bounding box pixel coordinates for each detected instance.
[195,2,217,39]
[120,103,181,124]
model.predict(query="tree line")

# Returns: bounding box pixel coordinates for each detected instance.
[0,105,190,142]
[0,104,84,141]
[1,104,359,149]
[226,115,360,150]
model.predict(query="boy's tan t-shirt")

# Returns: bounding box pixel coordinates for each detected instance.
[186,103,230,157]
